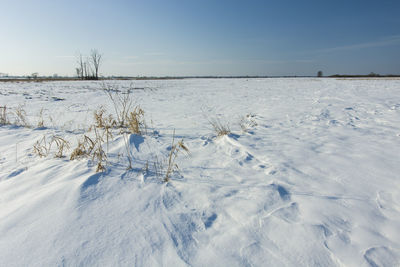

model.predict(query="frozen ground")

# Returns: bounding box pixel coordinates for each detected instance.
[0,78,400,266]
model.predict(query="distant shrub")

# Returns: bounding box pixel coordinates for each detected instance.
[368,72,379,77]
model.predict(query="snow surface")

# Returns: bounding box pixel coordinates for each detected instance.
[1,78,400,266]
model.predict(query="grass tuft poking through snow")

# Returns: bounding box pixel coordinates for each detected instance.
[164,130,190,182]
[14,104,29,127]
[127,106,146,135]
[0,106,9,125]
[51,136,70,158]
[70,135,96,160]
[103,83,134,128]
[32,135,50,158]
[37,108,44,128]
[209,117,231,137]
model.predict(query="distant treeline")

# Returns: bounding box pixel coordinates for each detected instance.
[329,72,400,78]
[1,74,400,82]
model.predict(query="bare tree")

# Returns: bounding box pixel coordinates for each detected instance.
[75,68,81,78]
[83,62,88,79]
[76,54,85,79]
[75,50,102,80]
[90,49,102,79]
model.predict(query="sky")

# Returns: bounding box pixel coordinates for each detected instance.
[1,0,400,76]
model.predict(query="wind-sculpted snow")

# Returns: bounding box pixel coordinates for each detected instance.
[1,78,400,266]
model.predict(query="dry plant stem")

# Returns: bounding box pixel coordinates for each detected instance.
[164,130,190,182]
[93,106,115,152]
[37,108,44,127]
[94,107,106,128]
[51,136,70,158]
[123,133,133,170]
[15,105,28,127]
[33,135,70,158]
[0,106,8,125]
[70,135,96,160]
[103,85,133,128]
[164,133,176,182]
[33,136,50,158]
[104,124,112,153]
[48,115,57,128]
[154,155,163,179]
[150,154,164,179]
[70,128,106,172]
[127,106,146,135]
[93,127,107,172]
[103,84,147,135]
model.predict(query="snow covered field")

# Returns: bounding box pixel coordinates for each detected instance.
[1,78,400,266]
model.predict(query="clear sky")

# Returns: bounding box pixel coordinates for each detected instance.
[1,0,399,76]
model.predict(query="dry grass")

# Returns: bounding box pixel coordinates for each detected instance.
[239,113,258,133]
[94,106,116,129]
[9,84,194,177]
[141,131,189,182]
[164,130,190,182]
[37,108,44,128]
[209,118,231,137]
[92,127,107,172]
[70,129,107,172]
[0,106,8,125]
[103,84,133,128]
[51,136,70,158]
[33,135,70,158]
[33,136,50,158]
[70,101,145,172]
[70,135,96,160]
[93,106,116,152]
[103,85,147,135]
[14,105,29,127]
[127,106,146,135]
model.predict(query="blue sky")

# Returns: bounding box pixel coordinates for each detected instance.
[1,0,399,76]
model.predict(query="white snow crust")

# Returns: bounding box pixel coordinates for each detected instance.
[1,78,400,266]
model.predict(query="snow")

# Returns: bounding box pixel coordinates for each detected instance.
[1,78,400,266]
